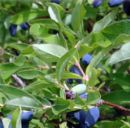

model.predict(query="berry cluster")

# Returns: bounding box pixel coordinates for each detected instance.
[93,0,130,16]
[9,22,30,36]
[9,0,60,37]
[67,107,100,128]
[66,54,100,128]
[0,111,33,128]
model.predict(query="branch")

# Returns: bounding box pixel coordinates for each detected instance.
[97,100,130,116]
[12,74,25,88]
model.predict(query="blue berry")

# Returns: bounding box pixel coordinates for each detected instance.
[22,111,33,128]
[70,65,82,76]
[83,107,100,127]
[0,119,4,128]
[0,125,3,128]
[67,78,82,84]
[20,22,30,31]
[93,0,103,8]
[67,107,100,128]
[7,111,33,128]
[67,65,82,84]
[51,0,60,4]
[66,79,73,84]
[9,24,17,36]
[82,54,92,66]
[21,111,33,121]
[108,0,123,7]
[123,0,130,15]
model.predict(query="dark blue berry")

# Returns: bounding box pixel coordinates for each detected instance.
[21,111,33,121]
[7,111,33,128]
[83,107,100,127]
[67,65,82,84]
[76,79,82,84]
[70,65,82,76]
[21,122,29,128]
[9,24,17,36]
[0,118,4,128]
[20,22,30,31]
[51,0,60,4]
[93,0,103,8]
[67,78,82,84]
[123,0,130,15]
[67,107,100,128]
[81,54,92,66]
[66,79,73,84]
[108,0,123,7]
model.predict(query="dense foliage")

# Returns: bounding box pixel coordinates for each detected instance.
[0,0,130,127]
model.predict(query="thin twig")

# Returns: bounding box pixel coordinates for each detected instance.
[12,74,25,88]
[103,101,130,111]
[97,100,130,116]
[74,61,89,81]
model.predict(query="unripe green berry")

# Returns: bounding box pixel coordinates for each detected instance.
[71,84,86,95]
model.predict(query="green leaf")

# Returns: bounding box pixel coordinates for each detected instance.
[14,55,26,66]
[25,80,49,92]
[71,0,86,31]
[92,11,116,32]
[31,119,44,128]
[102,20,130,41]
[56,48,77,81]
[114,34,130,46]
[43,34,61,44]
[6,43,28,52]
[31,19,59,30]
[79,44,94,57]
[62,26,76,45]
[11,108,22,128]
[52,98,70,115]
[30,23,49,38]
[45,72,82,83]
[62,72,83,79]
[0,63,20,80]
[86,90,101,105]
[48,3,64,24]
[33,44,67,63]
[93,33,112,48]
[6,97,41,108]
[109,43,130,65]
[97,120,123,128]
[110,72,130,90]
[86,65,100,86]
[10,9,45,24]
[103,90,130,104]
[17,69,43,80]
[0,84,42,106]
[90,51,107,67]
[0,85,29,98]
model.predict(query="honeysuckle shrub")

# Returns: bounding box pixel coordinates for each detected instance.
[0,0,130,127]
